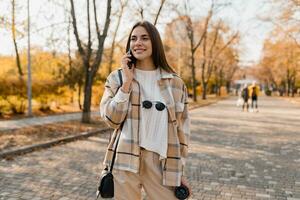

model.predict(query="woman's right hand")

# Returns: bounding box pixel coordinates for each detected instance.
[120,52,135,93]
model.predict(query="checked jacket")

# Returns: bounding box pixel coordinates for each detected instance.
[99,68,190,186]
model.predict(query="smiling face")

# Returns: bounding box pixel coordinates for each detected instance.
[130,26,153,63]
[125,21,174,72]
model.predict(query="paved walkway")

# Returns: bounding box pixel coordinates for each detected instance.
[0,112,98,131]
[0,97,299,200]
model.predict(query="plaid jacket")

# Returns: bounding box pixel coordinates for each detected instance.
[99,68,190,186]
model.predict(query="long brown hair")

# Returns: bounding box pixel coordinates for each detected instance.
[126,21,175,73]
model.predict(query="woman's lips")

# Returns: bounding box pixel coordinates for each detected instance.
[134,49,145,53]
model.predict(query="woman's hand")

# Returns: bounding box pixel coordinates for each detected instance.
[181,176,192,195]
[120,52,135,93]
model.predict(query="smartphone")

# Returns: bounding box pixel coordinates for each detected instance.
[127,49,137,69]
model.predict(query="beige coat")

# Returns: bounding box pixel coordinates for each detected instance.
[100,68,190,186]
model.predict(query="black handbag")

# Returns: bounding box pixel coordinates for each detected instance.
[96,69,123,199]
[96,128,121,199]
[97,170,114,198]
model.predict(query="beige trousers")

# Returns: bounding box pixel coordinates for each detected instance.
[114,148,177,200]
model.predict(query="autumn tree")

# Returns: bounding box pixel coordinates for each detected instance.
[107,0,128,74]
[132,0,166,24]
[199,19,239,99]
[185,14,212,101]
[59,51,85,110]
[275,0,300,96]
[70,0,111,123]
[164,17,190,82]
[258,37,299,96]
[11,0,23,77]
[164,1,214,101]
[213,46,239,96]
[0,1,25,77]
[258,0,300,96]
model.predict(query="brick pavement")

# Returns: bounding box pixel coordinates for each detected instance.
[0,97,299,200]
[0,112,98,131]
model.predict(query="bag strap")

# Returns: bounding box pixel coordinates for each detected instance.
[109,69,124,172]
[118,68,123,86]
[109,124,123,172]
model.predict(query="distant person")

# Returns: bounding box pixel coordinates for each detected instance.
[236,87,243,107]
[249,81,259,112]
[241,84,249,112]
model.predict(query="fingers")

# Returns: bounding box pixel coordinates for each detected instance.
[122,51,136,70]
[121,53,132,65]
[121,56,134,84]
[122,59,133,70]
[123,52,132,59]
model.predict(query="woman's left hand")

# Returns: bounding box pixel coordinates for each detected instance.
[181,176,191,194]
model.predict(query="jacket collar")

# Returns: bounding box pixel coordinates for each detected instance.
[159,67,174,79]
[157,68,176,123]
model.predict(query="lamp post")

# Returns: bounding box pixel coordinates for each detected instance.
[27,0,32,116]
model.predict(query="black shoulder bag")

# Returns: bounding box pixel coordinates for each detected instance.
[96,69,124,199]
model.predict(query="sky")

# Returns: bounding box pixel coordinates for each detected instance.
[187,0,274,66]
[0,0,275,66]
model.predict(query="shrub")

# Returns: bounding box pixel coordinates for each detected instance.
[265,89,272,96]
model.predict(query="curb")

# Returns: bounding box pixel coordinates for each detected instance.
[0,127,112,159]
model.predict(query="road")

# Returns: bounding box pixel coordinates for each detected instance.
[0,97,299,200]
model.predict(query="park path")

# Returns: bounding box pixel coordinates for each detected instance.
[0,97,299,200]
[0,112,98,131]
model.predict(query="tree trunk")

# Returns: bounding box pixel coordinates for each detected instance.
[286,68,290,96]
[70,0,111,123]
[202,82,207,100]
[218,68,223,96]
[191,51,197,102]
[108,0,125,74]
[13,40,22,76]
[215,77,220,96]
[226,81,231,94]
[12,0,23,77]
[153,0,166,26]
[82,72,93,122]
[201,58,207,100]
[78,83,82,110]
[291,76,296,97]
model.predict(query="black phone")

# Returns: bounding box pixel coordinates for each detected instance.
[127,49,137,69]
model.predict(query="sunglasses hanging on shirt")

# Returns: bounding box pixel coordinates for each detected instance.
[142,100,166,111]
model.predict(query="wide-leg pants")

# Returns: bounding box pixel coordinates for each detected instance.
[114,148,177,200]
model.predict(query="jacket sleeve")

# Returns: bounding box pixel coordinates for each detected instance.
[177,84,190,167]
[99,70,131,129]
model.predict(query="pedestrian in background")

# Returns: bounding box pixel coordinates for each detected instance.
[100,21,191,199]
[249,81,259,112]
[241,84,249,112]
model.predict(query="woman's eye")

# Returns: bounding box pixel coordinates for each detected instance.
[131,37,136,41]
[142,37,149,41]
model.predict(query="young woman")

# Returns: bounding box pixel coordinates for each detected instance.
[100,21,190,199]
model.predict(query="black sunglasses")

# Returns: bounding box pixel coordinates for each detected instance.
[142,100,166,111]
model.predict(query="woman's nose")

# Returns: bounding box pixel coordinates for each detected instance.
[135,38,143,45]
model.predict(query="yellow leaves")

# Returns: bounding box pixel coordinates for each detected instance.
[0,56,16,75]
[0,49,68,80]
[259,37,300,85]
[280,7,294,21]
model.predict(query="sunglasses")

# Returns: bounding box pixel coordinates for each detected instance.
[142,100,166,111]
